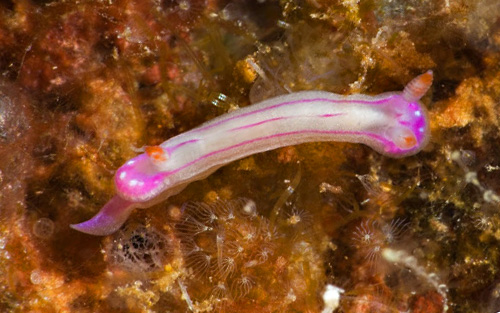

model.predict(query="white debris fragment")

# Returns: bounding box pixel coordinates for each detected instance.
[321,284,344,313]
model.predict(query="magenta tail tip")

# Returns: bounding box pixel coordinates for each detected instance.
[70,195,136,236]
[70,220,119,236]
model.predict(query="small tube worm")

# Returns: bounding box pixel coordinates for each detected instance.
[71,71,433,235]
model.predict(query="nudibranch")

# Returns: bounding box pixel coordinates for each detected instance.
[71,71,433,235]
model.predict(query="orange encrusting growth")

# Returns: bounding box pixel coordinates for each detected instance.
[145,146,168,162]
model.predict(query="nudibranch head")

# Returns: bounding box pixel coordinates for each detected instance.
[377,71,432,157]
[378,97,430,157]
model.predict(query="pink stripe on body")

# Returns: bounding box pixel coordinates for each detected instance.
[165,128,391,177]
[193,97,393,133]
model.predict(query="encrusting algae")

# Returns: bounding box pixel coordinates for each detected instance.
[1,0,500,312]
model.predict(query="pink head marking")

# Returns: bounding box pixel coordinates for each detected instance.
[379,74,431,157]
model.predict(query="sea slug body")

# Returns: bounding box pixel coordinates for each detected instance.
[71,71,433,235]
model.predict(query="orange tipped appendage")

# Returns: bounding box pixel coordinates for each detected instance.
[402,135,417,149]
[403,70,433,103]
[391,127,419,150]
[145,145,168,162]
